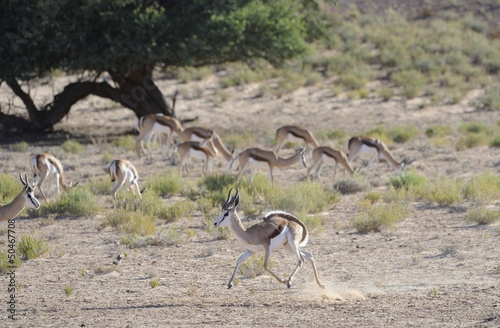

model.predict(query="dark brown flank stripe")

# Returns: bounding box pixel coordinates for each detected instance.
[249,153,273,162]
[193,129,209,138]
[350,137,380,150]
[288,129,303,138]
[263,212,307,243]
[191,144,209,154]
[269,224,286,239]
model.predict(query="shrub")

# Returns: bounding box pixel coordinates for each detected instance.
[388,126,418,143]
[112,135,136,152]
[424,177,464,206]
[85,178,111,196]
[462,172,500,205]
[149,278,159,288]
[335,177,370,194]
[162,200,196,223]
[102,209,156,236]
[39,187,99,217]
[378,86,394,101]
[0,251,22,273]
[239,255,274,279]
[472,85,500,111]
[491,136,500,148]
[425,125,454,138]
[264,182,338,214]
[9,141,29,152]
[64,286,73,297]
[390,169,427,190]
[61,140,85,154]
[17,235,50,260]
[465,207,500,225]
[0,174,21,204]
[391,70,425,99]
[145,171,183,197]
[352,203,412,233]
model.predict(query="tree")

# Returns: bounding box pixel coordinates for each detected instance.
[0,0,331,132]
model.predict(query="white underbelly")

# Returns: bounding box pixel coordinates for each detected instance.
[284,134,305,145]
[356,145,378,158]
[188,149,207,160]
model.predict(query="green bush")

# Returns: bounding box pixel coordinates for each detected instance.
[0,251,22,273]
[61,140,85,154]
[102,209,156,236]
[0,174,21,204]
[145,171,183,197]
[390,169,427,191]
[462,172,500,205]
[352,203,412,233]
[465,207,500,225]
[472,85,500,111]
[9,141,29,152]
[17,235,50,260]
[162,200,196,223]
[39,187,99,217]
[112,135,136,152]
[424,177,464,206]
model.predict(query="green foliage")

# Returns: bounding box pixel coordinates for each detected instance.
[0,174,21,203]
[102,209,156,236]
[85,178,112,196]
[145,171,182,197]
[388,126,418,143]
[462,172,500,205]
[424,177,464,206]
[299,213,327,234]
[17,235,50,260]
[9,141,29,152]
[239,255,274,279]
[465,207,500,225]
[64,286,73,297]
[425,125,454,138]
[264,181,338,214]
[162,200,196,223]
[112,135,136,152]
[39,187,100,217]
[335,177,370,194]
[61,140,85,154]
[0,251,22,273]
[352,203,412,233]
[491,136,500,148]
[149,278,159,288]
[472,85,500,111]
[378,86,394,102]
[390,169,427,190]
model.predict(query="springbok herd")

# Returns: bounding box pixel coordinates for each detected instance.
[1,113,409,289]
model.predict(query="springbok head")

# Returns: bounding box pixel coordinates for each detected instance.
[20,173,40,210]
[214,188,239,228]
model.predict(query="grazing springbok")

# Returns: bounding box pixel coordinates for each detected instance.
[30,153,75,201]
[108,159,142,202]
[177,134,219,177]
[274,125,319,154]
[179,127,234,169]
[214,188,325,289]
[0,173,40,222]
[231,147,307,186]
[136,114,184,159]
[347,136,408,174]
[307,146,355,183]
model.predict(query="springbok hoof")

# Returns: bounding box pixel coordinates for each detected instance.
[228,284,233,289]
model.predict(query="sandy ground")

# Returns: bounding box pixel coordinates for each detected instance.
[0,73,499,327]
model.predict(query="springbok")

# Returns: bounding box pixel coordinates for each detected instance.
[274,125,319,153]
[307,146,355,183]
[177,134,219,177]
[214,188,325,289]
[136,114,184,159]
[347,136,408,174]
[0,173,40,222]
[231,147,307,186]
[108,159,142,202]
[30,153,75,201]
[179,127,234,169]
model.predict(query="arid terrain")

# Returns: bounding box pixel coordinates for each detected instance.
[2,0,500,326]
[0,64,499,328]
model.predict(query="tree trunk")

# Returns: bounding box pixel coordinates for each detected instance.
[1,66,173,132]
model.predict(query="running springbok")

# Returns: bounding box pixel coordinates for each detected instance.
[232,147,307,186]
[31,153,75,201]
[108,159,143,202]
[274,125,319,153]
[214,188,325,289]
[177,134,219,177]
[136,114,184,159]
[0,173,40,222]
[307,146,355,183]
[347,136,408,174]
